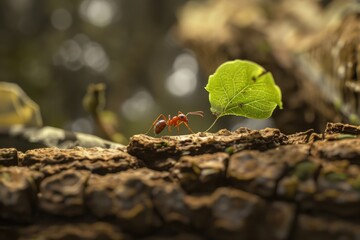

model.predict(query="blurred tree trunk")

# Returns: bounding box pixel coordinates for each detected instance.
[176,0,360,133]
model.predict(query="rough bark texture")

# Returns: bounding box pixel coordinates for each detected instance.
[1,122,360,239]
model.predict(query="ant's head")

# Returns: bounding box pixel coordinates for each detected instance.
[178,113,188,123]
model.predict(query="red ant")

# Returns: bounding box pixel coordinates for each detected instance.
[145,111,204,135]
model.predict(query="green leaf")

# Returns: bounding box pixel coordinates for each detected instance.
[205,60,283,119]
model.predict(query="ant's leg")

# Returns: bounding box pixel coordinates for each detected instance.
[145,114,167,134]
[175,121,194,134]
[176,121,181,132]
[183,122,195,134]
[167,114,172,133]
[177,112,185,132]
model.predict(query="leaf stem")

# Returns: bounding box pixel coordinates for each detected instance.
[204,115,221,132]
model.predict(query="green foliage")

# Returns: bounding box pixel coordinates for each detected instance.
[206,60,283,118]
[205,60,283,131]
[82,83,106,115]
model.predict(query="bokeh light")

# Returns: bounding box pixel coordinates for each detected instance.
[166,68,197,96]
[166,52,199,97]
[79,0,117,27]
[53,36,109,73]
[121,90,156,122]
[70,117,93,134]
[51,8,72,31]
[173,52,198,73]
[54,39,83,71]
[82,42,109,73]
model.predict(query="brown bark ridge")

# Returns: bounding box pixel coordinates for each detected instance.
[0,122,360,239]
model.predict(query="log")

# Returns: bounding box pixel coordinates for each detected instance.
[0,123,360,239]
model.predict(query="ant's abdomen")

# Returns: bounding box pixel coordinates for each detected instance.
[154,120,167,134]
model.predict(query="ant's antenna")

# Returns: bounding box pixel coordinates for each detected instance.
[186,111,204,117]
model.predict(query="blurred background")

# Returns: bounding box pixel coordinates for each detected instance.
[0,0,213,141]
[1,0,358,143]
